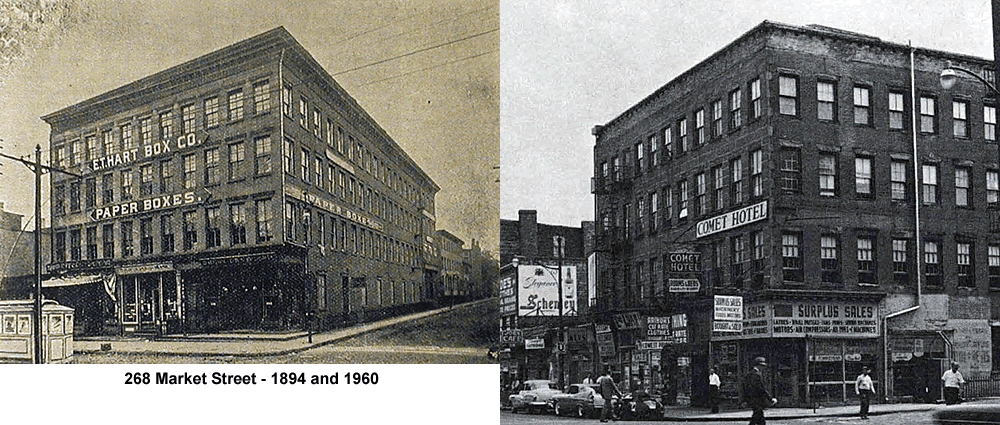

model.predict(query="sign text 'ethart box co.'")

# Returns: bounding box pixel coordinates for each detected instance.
[516,264,578,317]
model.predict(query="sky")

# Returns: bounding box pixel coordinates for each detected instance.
[0,0,499,252]
[500,0,995,228]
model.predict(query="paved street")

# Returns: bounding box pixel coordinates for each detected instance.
[72,298,498,364]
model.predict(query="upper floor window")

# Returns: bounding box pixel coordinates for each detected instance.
[139,118,152,146]
[891,160,908,201]
[253,80,271,114]
[988,170,999,206]
[986,105,997,142]
[889,92,905,130]
[121,123,135,150]
[649,134,658,167]
[204,148,220,185]
[750,78,762,119]
[298,97,308,128]
[731,157,743,203]
[635,141,644,174]
[919,96,936,133]
[103,130,116,155]
[696,172,707,216]
[857,236,876,285]
[924,240,942,287]
[782,232,803,282]
[730,87,743,129]
[282,84,292,117]
[228,89,244,121]
[204,96,220,128]
[750,149,763,198]
[957,242,974,287]
[820,235,840,284]
[779,148,801,193]
[159,111,174,140]
[695,109,705,146]
[181,104,197,134]
[819,153,837,197]
[953,100,969,138]
[955,166,971,207]
[778,75,798,116]
[678,118,689,153]
[853,86,871,125]
[663,127,673,159]
[817,81,835,121]
[712,99,724,137]
[713,165,726,211]
[855,157,872,199]
[922,164,938,205]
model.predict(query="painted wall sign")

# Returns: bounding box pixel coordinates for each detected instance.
[291,186,383,231]
[696,200,768,238]
[499,274,517,315]
[90,133,204,173]
[517,264,577,317]
[90,191,200,220]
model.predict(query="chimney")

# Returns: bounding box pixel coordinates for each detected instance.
[518,210,538,261]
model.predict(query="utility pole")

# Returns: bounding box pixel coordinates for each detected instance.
[1,145,81,364]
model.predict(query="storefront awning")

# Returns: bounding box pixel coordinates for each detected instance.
[42,274,101,288]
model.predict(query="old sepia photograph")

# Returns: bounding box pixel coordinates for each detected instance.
[501,1,1000,424]
[0,0,499,370]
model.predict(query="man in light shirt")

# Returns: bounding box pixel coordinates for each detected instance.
[708,366,721,413]
[941,362,965,405]
[855,366,874,420]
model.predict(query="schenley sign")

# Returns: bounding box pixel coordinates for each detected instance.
[696,200,768,238]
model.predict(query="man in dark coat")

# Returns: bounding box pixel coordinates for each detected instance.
[597,367,622,422]
[743,357,776,425]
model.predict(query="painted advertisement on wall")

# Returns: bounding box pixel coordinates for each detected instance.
[517,264,578,317]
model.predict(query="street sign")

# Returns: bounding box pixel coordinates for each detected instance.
[713,321,743,332]
[525,338,544,350]
[668,278,701,292]
[555,342,566,354]
[668,252,701,272]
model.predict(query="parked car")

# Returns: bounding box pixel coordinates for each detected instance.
[551,383,606,418]
[616,390,663,420]
[509,380,562,414]
[933,404,1000,425]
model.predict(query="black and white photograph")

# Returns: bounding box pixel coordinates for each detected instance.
[0,0,497,422]
[501,1,1000,424]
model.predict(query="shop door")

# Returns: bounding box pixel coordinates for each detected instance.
[136,275,160,332]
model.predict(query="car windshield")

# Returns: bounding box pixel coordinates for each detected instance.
[529,381,557,390]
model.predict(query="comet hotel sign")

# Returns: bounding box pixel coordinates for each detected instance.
[696,200,768,238]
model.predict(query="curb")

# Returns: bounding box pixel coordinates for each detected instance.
[662,406,937,422]
[74,299,486,358]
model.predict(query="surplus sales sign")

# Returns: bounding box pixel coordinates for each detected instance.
[714,300,879,340]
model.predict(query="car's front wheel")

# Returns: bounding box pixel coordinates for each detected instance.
[577,404,585,418]
[553,402,561,416]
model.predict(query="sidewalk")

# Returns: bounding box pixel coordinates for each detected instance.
[75,299,486,357]
[660,397,1000,421]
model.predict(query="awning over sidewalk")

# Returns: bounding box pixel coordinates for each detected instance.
[42,274,101,288]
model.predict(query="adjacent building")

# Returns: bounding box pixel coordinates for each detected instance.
[592,21,999,406]
[40,27,440,336]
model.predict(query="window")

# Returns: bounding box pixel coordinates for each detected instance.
[821,235,840,284]
[285,202,296,242]
[731,157,743,203]
[989,244,1000,289]
[230,203,247,245]
[922,164,938,205]
[182,211,197,250]
[140,218,153,255]
[957,242,974,287]
[856,157,872,198]
[663,127,672,159]
[121,220,133,257]
[183,154,197,189]
[731,235,747,285]
[53,185,65,217]
[635,141,644,174]
[159,159,173,193]
[101,173,113,204]
[924,240,941,287]
[227,89,244,121]
[159,111,174,140]
[181,104,196,133]
[69,181,80,213]
[71,139,83,165]
[139,117,152,146]
[782,233,803,282]
[713,165,726,211]
[205,207,221,248]
[817,81,835,121]
[893,239,910,285]
[730,88,742,129]
[819,153,837,197]
[283,138,294,174]
[204,148,220,185]
[312,109,321,137]
[253,80,270,114]
[753,231,766,287]
[678,118,688,153]
[69,229,81,261]
[229,142,246,181]
[696,172,707,216]
[920,96,936,133]
[86,226,97,260]
[650,192,658,232]
[84,178,96,209]
[779,75,798,116]
[712,99,723,137]
[649,134,658,167]
[103,130,116,155]
[679,180,689,219]
[121,169,133,201]
[956,167,971,207]
[161,215,174,253]
[139,164,154,197]
[779,148,801,193]
[204,97,220,128]
[256,199,273,242]
[326,119,334,147]
[121,123,135,150]
[985,105,996,141]
[989,170,999,205]
[298,96,308,128]
[314,157,322,189]
[301,148,309,181]
[102,224,114,258]
[888,91,905,130]
[738,78,759,123]
[282,84,292,117]
[695,109,705,146]
[253,135,271,175]
[853,86,871,125]
[891,160,908,201]
[52,232,65,262]
[751,149,763,198]
[857,236,876,285]
[951,100,969,138]
[85,135,97,161]
[662,185,672,228]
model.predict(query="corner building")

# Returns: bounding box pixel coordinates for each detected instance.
[592,21,999,407]
[41,27,439,336]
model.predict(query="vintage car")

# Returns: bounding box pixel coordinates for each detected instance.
[509,380,562,414]
[551,383,606,418]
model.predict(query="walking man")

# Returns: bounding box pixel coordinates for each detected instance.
[598,367,622,422]
[941,362,965,405]
[743,357,776,425]
[855,366,874,419]
[583,372,595,384]
[708,366,721,413]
